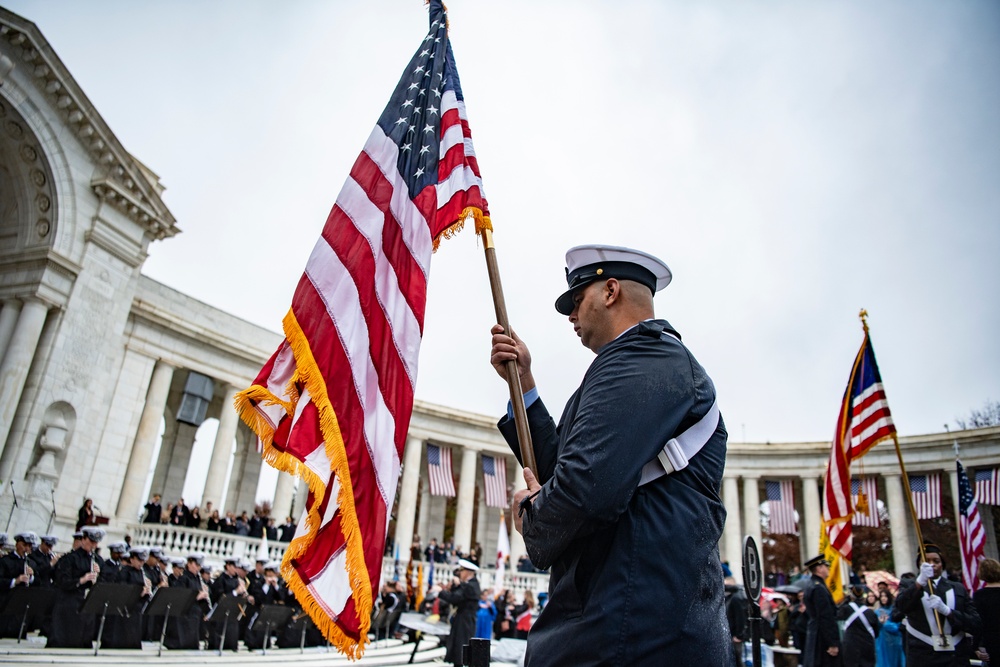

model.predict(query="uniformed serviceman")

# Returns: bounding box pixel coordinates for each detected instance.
[163,554,207,649]
[802,555,841,666]
[104,546,150,649]
[209,556,246,651]
[895,543,981,666]
[837,585,879,667]
[438,559,481,667]
[48,526,103,648]
[28,535,58,588]
[489,245,729,666]
[0,531,37,637]
[100,541,128,581]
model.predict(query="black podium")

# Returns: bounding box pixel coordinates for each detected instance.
[79,583,142,656]
[250,604,293,654]
[207,594,244,655]
[1,587,56,643]
[143,586,196,656]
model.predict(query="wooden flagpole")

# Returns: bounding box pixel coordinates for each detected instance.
[861,310,948,646]
[479,226,536,474]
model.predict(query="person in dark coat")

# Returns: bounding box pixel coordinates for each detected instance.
[100,541,128,582]
[244,562,286,649]
[802,555,841,666]
[168,499,189,526]
[895,544,981,666]
[0,532,37,637]
[209,557,247,651]
[490,244,729,666]
[103,547,151,649]
[163,554,208,649]
[438,560,481,667]
[28,535,57,588]
[143,494,163,524]
[48,526,103,648]
[278,517,296,542]
[837,585,879,667]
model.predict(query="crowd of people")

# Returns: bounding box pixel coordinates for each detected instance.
[139,494,297,542]
[0,526,325,651]
[725,545,998,667]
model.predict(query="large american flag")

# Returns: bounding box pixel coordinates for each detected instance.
[765,480,797,535]
[851,477,880,528]
[975,467,1000,506]
[482,454,508,508]
[909,473,942,519]
[427,443,456,497]
[824,332,896,560]
[957,460,986,592]
[233,2,487,657]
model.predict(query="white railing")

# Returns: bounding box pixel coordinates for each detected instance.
[130,524,551,599]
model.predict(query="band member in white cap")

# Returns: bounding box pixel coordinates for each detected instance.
[49,526,104,648]
[438,559,482,667]
[0,532,36,637]
[490,244,729,666]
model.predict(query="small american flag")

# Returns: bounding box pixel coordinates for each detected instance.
[974,467,1000,506]
[765,480,797,535]
[958,460,986,592]
[427,444,456,497]
[482,455,508,508]
[851,477,880,527]
[909,473,941,519]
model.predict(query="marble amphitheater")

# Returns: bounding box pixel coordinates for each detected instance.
[0,5,996,664]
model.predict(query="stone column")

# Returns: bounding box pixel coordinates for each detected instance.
[742,476,762,555]
[0,299,22,363]
[393,437,423,554]
[116,360,175,520]
[453,446,478,555]
[0,299,49,458]
[233,451,263,514]
[201,384,240,509]
[722,475,742,582]
[161,423,197,504]
[801,476,822,561]
[417,478,430,545]
[272,471,296,523]
[293,478,309,520]
[883,473,913,575]
[948,468,961,535]
[224,438,248,513]
[508,464,527,568]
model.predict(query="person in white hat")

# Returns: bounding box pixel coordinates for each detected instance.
[49,523,104,647]
[489,244,729,666]
[438,559,482,667]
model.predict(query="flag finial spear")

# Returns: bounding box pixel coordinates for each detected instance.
[859,308,869,333]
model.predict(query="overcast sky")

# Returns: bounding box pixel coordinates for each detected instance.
[9,2,1000,465]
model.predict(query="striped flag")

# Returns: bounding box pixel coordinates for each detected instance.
[975,467,1000,506]
[427,444,456,497]
[824,329,896,561]
[957,460,986,593]
[232,2,488,657]
[765,480,797,534]
[482,455,508,508]
[908,473,942,519]
[851,477,880,527]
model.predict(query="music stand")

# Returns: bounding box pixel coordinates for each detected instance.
[207,594,243,656]
[79,583,142,656]
[1,587,56,643]
[251,604,293,655]
[143,586,196,657]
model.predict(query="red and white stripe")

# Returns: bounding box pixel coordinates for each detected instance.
[910,473,942,519]
[958,461,986,593]
[767,480,798,535]
[852,477,880,528]
[848,383,895,459]
[975,467,1000,506]
[483,455,508,509]
[427,444,456,497]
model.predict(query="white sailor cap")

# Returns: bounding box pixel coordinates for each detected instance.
[170,557,186,568]
[80,526,106,543]
[456,558,480,572]
[223,555,240,565]
[14,531,39,547]
[129,546,150,561]
[40,535,58,546]
[149,547,164,559]
[108,541,129,554]
[264,561,281,572]
[555,244,672,316]
[186,553,205,566]
[255,555,269,563]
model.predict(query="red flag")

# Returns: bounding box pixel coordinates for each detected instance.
[234,1,488,657]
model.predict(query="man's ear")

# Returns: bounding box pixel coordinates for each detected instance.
[605,278,621,305]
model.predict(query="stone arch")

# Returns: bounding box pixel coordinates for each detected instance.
[0,93,57,256]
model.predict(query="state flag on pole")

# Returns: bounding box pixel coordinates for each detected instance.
[232,1,488,657]
[495,511,510,596]
[957,460,986,593]
[851,477,880,528]
[482,454,508,508]
[765,480,798,535]
[908,473,942,519]
[824,328,896,561]
[975,467,1000,506]
[427,444,456,497]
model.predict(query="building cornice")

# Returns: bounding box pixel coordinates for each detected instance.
[0,9,179,241]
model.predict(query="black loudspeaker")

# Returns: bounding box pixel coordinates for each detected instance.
[176,371,214,426]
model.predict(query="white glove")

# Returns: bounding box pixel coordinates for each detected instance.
[916,562,934,586]
[926,595,951,616]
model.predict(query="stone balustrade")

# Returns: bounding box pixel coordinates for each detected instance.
[130,523,551,599]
